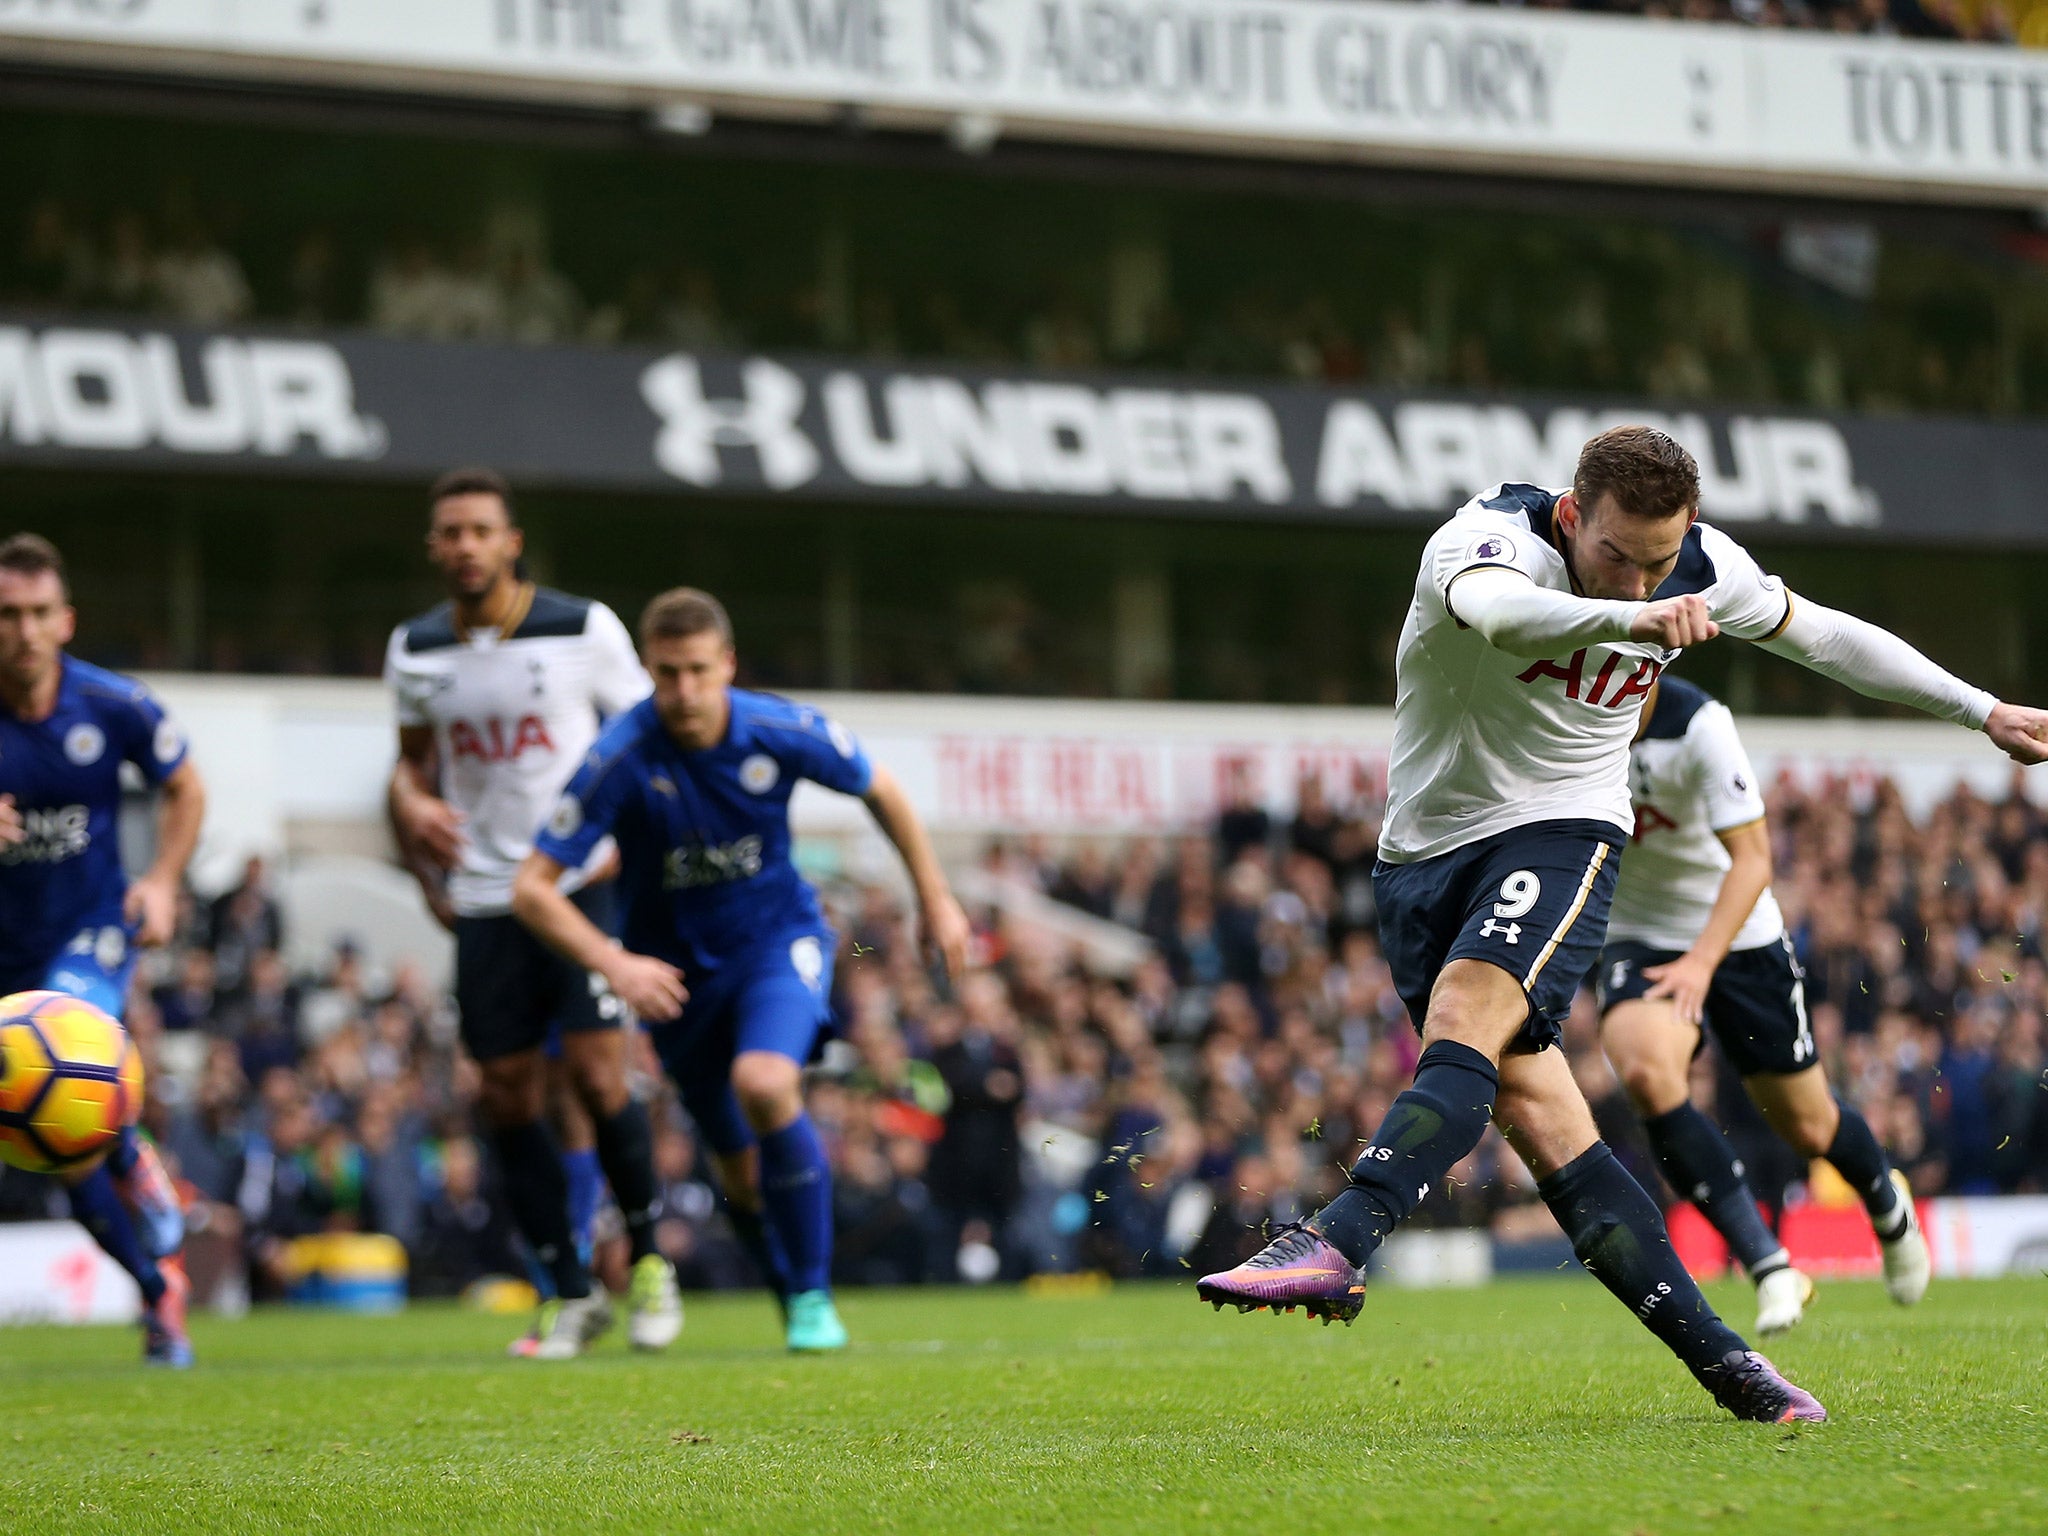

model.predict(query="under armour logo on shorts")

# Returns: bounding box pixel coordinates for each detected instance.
[1479,918,1521,944]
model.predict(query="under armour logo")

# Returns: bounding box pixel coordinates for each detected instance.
[640,355,820,490]
[1479,918,1522,944]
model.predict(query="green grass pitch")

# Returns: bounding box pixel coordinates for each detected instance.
[4,1276,2043,1534]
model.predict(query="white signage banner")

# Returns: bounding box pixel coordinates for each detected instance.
[0,1220,143,1326]
[2,0,2045,203]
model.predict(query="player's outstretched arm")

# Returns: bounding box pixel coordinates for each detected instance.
[126,760,205,948]
[510,850,688,1021]
[1446,567,1716,657]
[1758,597,2048,764]
[861,764,971,981]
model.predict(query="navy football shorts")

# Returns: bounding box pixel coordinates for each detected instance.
[453,883,622,1063]
[1373,819,1624,1054]
[1595,934,1815,1077]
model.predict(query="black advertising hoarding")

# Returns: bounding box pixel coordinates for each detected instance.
[1,318,2044,545]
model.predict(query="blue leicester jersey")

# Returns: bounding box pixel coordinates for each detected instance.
[535,688,872,977]
[0,657,188,977]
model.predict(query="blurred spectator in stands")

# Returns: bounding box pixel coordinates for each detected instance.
[438,240,507,340]
[153,214,253,325]
[500,245,582,345]
[233,1093,334,1298]
[287,228,343,326]
[412,1133,523,1296]
[16,199,96,308]
[152,946,218,1035]
[924,977,1025,1278]
[367,237,451,337]
[210,855,284,999]
[99,211,155,311]
[225,949,303,1082]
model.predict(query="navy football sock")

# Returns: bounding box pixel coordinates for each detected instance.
[1538,1142,1747,1378]
[725,1201,792,1300]
[758,1113,833,1295]
[1824,1100,1906,1236]
[562,1145,603,1266]
[1312,1040,1500,1268]
[69,1166,165,1307]
[589,1101,663,1265]
[1642,1104,1787,1279]
[490,1119,591,1300]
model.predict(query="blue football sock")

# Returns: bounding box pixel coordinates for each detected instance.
[758,1113,833,1295]
[563,1146,603,1267]
[69,1165,165,1308]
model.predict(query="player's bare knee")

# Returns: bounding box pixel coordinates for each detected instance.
[564,1037,629,1117]
[1615,1056,1685,1117]
[730,1052,801,1129]
[1418,961,1524,1058]
[478,1054,545,1126]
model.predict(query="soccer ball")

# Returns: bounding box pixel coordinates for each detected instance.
[0,991,143,1175]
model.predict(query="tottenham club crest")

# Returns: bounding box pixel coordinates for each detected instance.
[64,723,105,766]
[739,753,780,794]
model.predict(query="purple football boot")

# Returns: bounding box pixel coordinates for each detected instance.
[1699,1350,1828,1424]
[1196,1222,1367,1326]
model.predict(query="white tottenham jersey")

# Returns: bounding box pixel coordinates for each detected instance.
[1609,677,1785,952]
[385,586,650,916]
[1379,484,1793,864]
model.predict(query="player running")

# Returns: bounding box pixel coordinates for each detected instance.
[512,587,970,1353]
[0,533,204,1366]
[1596,674,1928,1336]
[1197,426,2047,1424]
[385,468,680,1360]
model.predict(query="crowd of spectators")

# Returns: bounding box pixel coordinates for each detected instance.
[4,763,2046,1307]
[7,181,2044,421]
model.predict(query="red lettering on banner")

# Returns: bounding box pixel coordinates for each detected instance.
[1517,649,1587,699]
[50,1247,96,1321]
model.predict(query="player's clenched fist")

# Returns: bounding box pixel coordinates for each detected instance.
[0,794,20,847]
[600,949,689,1022]
[1630,594,1719,650]
[1984,701,2048,766]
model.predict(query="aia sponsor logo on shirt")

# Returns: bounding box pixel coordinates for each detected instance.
[447,715,555,764]
[1516,649,1663,710]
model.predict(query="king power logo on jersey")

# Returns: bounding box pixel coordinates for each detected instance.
[638,352,1881,527]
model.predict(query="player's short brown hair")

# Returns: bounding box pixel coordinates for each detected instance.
[640,587,733,649]
[1573,426,1700,522]
[428,466,515,522]
[0,533,66,594]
